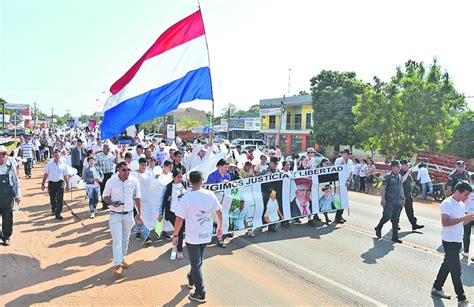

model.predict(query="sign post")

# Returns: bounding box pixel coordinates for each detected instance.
[166,123,176,142]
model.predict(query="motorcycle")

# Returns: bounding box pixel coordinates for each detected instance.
[412,180,447,202]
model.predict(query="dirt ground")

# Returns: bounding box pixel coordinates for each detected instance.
[0,164,218,306]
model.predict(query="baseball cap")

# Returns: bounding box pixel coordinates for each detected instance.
[456,160,465,167]
[391,160,401,167]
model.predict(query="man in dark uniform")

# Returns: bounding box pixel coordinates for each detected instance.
[400,160,424,231]
[375,160,405,243]
[446,160,470,196]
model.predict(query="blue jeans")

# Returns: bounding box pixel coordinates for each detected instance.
[187,243,207,295]
[353,175,360,191]
[86,186,100,212]
[421,182,433,198]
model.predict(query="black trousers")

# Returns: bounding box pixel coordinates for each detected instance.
[24,158,33,177]
[48,181,64,216]
[463,221,474,253]
[0,192,14,241]
[403,195,417,226]
[167,210,185,252]
[73,164,83,178]
[376,204,401,240]
[434,241,466,302]
[359,176,366,192]
[99,172,113,203]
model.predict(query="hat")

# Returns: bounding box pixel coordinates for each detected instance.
[0,145,7,153]
[456,160,465,167]
[390,160,401,167]
[322,184,332,191]
[159,143,165,149]
[227,158,236,167]
[294,178,312,189]
[342,149,351,154]
[307,147,316,153]
[224,140,230,146]
[285,156,293,162]
[400,159,410,165]
[103,144,110,150]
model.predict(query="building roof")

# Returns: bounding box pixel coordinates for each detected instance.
[260,94,312,108]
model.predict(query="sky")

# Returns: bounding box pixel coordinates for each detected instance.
[1,0,473,117]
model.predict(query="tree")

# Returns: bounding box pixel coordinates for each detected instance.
[353,59,465,158]
[221,102,238,118]
[310,70,367,150]
[443,110,474,159]
[178,117,201,131]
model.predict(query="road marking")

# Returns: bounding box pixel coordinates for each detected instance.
[237,237,387,307]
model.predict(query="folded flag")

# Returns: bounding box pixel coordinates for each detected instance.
[100,10,213,139]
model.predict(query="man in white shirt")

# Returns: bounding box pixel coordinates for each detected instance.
[41,149,70,220]
[172,171,223,303]
[334,149,353,223]
[102,161,142,277]
[431,181,473,306]
[416,163,433,199]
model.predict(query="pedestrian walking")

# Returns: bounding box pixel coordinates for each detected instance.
[83,157,104,219]
[95,144,116,210]
[172,171,223,303]
[71,138,87,177]
[20,136,35,179]
[374,160,405,243]
[431,180,474,306]
[400,160,424,231]
[102,161,142,277]
[334,149,353,223]
[0,145,21,246]
[446,160,470,196]
[41,149,69,220]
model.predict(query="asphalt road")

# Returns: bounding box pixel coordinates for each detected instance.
[2,167,473,306]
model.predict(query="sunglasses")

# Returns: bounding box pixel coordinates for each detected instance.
[120,169,131,172]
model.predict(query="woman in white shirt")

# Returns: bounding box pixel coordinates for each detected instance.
[416,163,433,199]
[264,188,284,232]
[353,159,361,192]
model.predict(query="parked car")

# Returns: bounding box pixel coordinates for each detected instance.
[298,151,328,166]
[230,138,266,151]
[146,133,161,140]
[2,128,27,137]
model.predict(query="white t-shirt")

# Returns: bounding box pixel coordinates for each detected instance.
[334,157,353,181]
[170,183,187,213]
[440,196,466,242]
[417,168,431,184]
[359,163,367,177]
[175,188,222,244]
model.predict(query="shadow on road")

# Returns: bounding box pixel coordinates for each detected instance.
[360,238,395,264]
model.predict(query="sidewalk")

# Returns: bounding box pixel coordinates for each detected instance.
[0,164,207,306]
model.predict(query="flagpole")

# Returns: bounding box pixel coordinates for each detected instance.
[198,0,215,141]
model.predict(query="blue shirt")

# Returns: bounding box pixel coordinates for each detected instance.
[206,170,231,184]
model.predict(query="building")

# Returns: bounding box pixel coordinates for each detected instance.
[165,107,206,128]
[260,95,315,154]
[219,115,261,140]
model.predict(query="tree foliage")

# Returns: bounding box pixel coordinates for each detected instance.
[178,117,201,131]
[353,59,465,158]
[310,70,367,149]
[443,110,474,159]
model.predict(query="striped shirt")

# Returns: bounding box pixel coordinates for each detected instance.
[20,142,35,159]
[95,152,115,174]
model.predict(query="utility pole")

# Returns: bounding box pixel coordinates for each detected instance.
[277,95,285,146]
[33,101,38,127]
[227,107,231,140]
[288,68,292,96]
[51,107,54,127]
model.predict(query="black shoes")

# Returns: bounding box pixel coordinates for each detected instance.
[161,232,172,240]
[217,240,227,248]
[412,224,424,231]
[3,239,11,246]
[375,227,382,239]
[391,238,403,244]
[307,219,316,227]
[55,215,63,220]
[335,219,345,224]
[189,291,206,303]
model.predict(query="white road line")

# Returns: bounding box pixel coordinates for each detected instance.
[237,237,387,307]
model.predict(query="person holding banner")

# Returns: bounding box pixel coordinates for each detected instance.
[172,171,223,303]
[334,149,353,224]
[160,169,187,259]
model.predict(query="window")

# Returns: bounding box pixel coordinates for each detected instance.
[269,115,276,129]
[294,114,302,130]
[306,113,312,129]
[291,135,303,153]
[286,112,291,130]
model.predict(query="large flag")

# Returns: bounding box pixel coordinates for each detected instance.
[100,10,213,139]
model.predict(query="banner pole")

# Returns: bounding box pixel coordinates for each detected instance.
[198,0,215,141]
